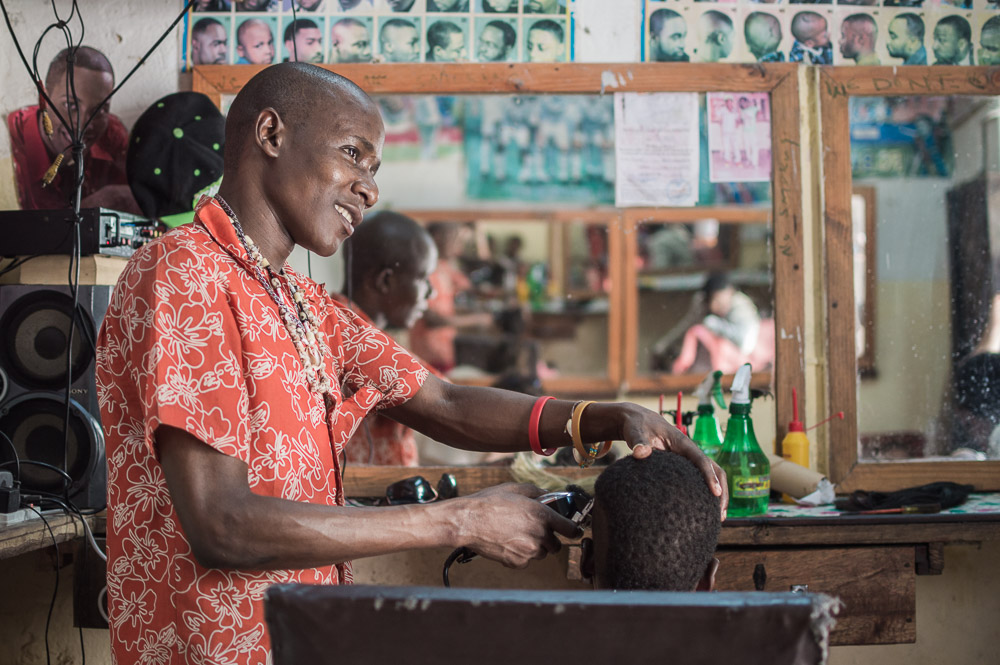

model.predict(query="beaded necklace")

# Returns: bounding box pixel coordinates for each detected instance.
[215,195,334,402]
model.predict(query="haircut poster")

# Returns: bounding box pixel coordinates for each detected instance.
[186,0,572,68]
[643,0,997,69]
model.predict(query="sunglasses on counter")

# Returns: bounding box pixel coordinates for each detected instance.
[384,473,459,505]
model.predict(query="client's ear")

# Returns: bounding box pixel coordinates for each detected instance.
[579,537,595,583]
[375,267,394,294]
[695,557,719,592]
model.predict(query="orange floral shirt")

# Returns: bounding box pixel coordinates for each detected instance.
[96,198,427,665]
[332,294,445,467]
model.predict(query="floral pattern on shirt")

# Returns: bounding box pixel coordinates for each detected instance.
[97,198,427,665]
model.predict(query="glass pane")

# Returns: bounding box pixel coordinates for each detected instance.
[635,220,774,378]
[851,95,1000,461]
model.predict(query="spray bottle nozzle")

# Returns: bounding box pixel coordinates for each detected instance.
[730,363,753,406]
[695,370,727,410]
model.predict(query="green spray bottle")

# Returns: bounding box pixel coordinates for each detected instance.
[691,370,726,459]
[715,363,770,517]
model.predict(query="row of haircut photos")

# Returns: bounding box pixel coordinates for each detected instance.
[645,4,1000,66]
[188,0,569,65]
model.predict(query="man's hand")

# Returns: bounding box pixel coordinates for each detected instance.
[614,404,729,520]
[451,483,582,568]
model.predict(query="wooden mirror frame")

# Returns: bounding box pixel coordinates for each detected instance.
[194,63,806,494]
[621,206,774,394]
[820,66,1000,492]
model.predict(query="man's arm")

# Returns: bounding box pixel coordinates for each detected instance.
[157,425,580,571]
[384,376,728,516]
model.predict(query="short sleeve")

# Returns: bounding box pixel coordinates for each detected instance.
[98,238,251,464]
[323,296,428,420]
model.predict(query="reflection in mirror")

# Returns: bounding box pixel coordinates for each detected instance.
[852,187,877,377]
[851,95,1000,462]
[636,219,774,380]
[404,216,613,388]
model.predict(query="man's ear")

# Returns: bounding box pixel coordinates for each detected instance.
[695,557,719,592]
[579,537,595,583]
[375,267,394,294]
[255,108,285,158]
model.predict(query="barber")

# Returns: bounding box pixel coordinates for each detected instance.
[96,63,727,665]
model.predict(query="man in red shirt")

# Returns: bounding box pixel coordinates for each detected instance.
[97,63,727,665]
[6,46,138,212]
[337,210,440,466]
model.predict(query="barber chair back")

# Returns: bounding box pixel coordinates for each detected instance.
[265,585,837,665]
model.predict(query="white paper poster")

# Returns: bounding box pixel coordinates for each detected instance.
[614,92,699,207]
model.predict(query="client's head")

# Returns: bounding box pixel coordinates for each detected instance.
[583,450,721,591]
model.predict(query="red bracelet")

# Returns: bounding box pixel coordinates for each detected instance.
[529,396,557,456]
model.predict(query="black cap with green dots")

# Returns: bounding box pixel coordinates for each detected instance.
[126,92,225,227]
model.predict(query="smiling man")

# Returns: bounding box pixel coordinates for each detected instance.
[96,63,727,665]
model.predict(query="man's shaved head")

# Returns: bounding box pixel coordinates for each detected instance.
[218,62,384,262]
[46,46,114,89]
[223,62,375,173]
[791,12,827,44]
[344,211,437,329]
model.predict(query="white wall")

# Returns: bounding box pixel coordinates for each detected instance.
[0,0,186,211]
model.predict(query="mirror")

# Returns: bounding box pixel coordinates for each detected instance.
[192,63,806,478]
[850,95,999,462]
[822,67,1000,491]
[630,216,775,386]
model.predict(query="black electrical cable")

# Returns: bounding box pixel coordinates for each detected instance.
[25,505,60,665]
[0,460,74,491]
[0,429,20,482]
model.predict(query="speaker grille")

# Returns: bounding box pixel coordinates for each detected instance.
[0,394,102,495]
[0,290,95,391]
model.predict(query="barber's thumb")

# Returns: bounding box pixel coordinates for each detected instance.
[632,443,652,459]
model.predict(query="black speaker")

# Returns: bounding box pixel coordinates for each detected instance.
[0,285,110,510]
